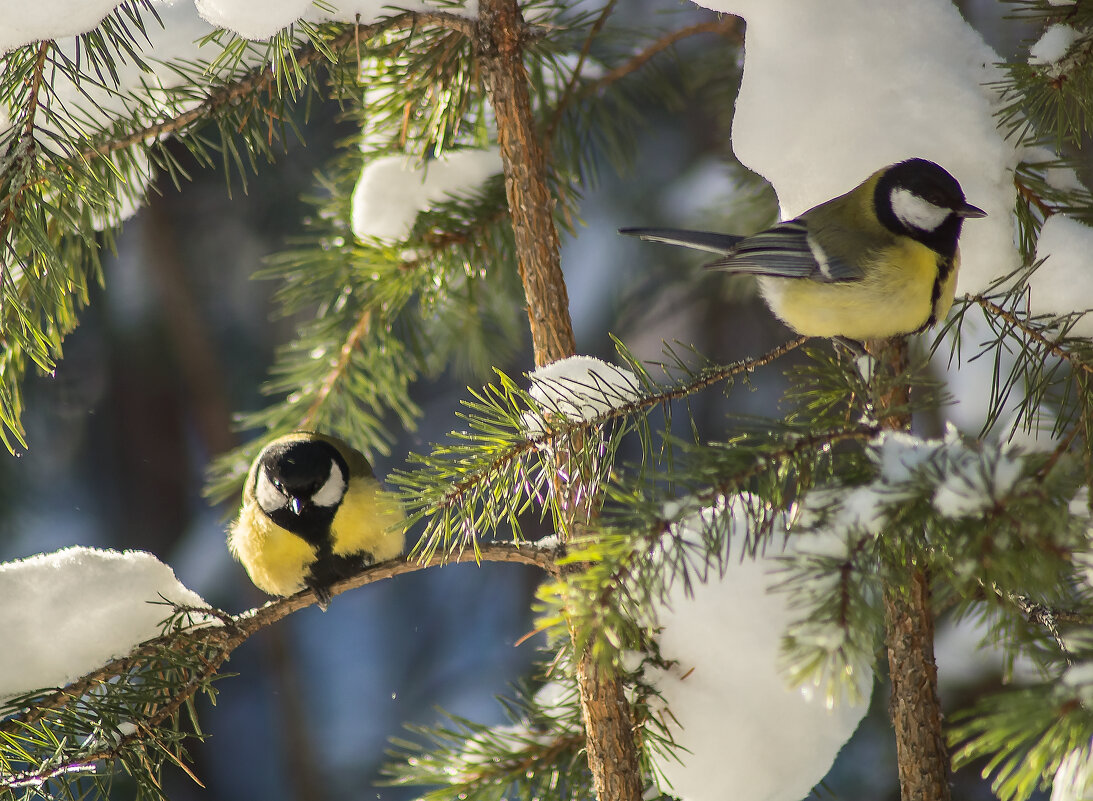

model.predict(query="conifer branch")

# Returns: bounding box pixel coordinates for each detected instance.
[423,336,807,529]
[0,542,556,764]
[1015,174,1055,219]
[73,11,472,164]
[969,292,1093,378]
[22,42,52,141]
[577,16,742,101]
[542,0,617,142]
[301,307,372,427]
[0,42,50,239]
[478,0,571,367]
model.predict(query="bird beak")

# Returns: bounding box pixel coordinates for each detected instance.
[289,497,304,515]
[957,202,987,218]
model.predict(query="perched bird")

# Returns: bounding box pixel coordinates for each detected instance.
[620,158,986,342]
[228,431,405,608]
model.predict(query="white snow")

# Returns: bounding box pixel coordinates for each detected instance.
[16,1,224,138]
[1029,24,1080,72]
[799,427,1029,541]
[1053,741,1093,801]
[873,429,944,486]
[351,148,502,243]
[930,438,1023,519]
[1030,214,1093,337]
[0,0,474,52]
[523,355,641,430]
[195,0,311,40]
[0,546,208,699]
[0,0,123,53]
[691,0,1020,296]
[647,496,870,801]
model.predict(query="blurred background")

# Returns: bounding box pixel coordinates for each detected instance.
[0,1,1053,799]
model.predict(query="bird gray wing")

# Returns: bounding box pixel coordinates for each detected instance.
[705,221,863,283]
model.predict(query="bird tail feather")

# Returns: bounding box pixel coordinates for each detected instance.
[618,227,743,255]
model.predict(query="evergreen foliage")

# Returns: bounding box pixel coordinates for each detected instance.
[7,0,1093,800]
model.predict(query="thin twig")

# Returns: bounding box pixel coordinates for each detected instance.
[577,16,741,102]
[542,0,617,142]
[969,292,1093,378]
[0,42,51,240]
[22,42,52,140]
[1015,174,1055,219]
[301,307,372,427]
[431,336,809,514]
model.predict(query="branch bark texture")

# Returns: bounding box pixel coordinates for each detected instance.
[476,3,642,799]
[868,336,951,801]
[476,0,574,369]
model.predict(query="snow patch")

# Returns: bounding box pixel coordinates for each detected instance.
[0,546,209,699]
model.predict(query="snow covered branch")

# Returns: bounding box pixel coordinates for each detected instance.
[400,336,807,561]
[0,542,555,794]
[73,12,471,165]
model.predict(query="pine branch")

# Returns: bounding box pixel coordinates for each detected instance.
[969,291,1093,379]
[1016,173,1056,219]
[541,0,617,142]
[413,336,807,536]
[301,307,372,427]
[72,12,474,164]
[478,0,571,367]
[0,43,50,244]
[0,541,557,790]
[576,16,742,102]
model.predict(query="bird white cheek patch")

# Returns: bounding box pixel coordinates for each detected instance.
[891,188,950,232]
[256,471,287,513]
[311,464,347,508]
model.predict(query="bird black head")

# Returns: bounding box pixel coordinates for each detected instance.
[874,158,986,257]
[254,438,350,543]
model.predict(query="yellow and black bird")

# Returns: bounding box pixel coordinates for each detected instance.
[621,158,986,342]
[229,431,405,608]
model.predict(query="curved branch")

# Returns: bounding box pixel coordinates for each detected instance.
[542,0,617,142]
[578,16,742,101]
[0,540,557,766]
[300,307,372,427]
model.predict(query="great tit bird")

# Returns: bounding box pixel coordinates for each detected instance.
[621,158,986,342]
[228,431,405,608]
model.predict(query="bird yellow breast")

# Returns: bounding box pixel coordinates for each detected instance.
[758,240,952,341]
[228,504,318,597]
[330,478,405,563]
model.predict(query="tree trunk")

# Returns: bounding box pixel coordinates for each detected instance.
[477,3,644,800]
[868,337,951,801]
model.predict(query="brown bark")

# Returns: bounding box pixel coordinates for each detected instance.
[883,565,950,801]
[476,3,643,799]
[476,0,574,368]
[867,337,951,801]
